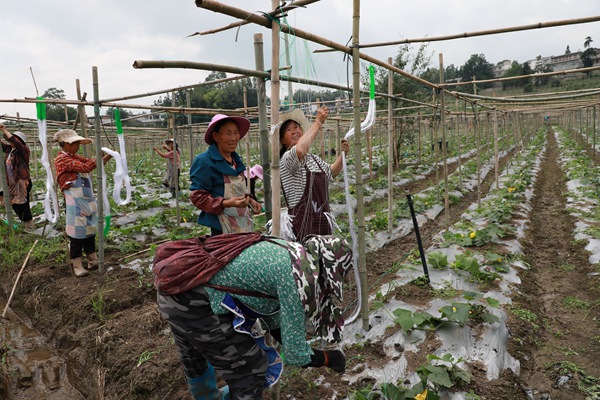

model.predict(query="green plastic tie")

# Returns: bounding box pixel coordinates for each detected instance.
[369,65,375,100]
[115,108,123,135]
[104,215,112,237]
[36,96,46,120]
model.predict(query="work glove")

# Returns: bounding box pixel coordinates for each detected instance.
[304,349,346,373]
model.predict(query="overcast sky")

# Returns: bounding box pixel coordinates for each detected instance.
[1,0,598,120]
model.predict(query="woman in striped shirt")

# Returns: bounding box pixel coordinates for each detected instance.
[278,106,349,243]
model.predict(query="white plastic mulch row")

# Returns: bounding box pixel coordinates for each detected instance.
[339,130,548,399]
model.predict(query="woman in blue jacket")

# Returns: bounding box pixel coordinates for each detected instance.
[190,114,261,235]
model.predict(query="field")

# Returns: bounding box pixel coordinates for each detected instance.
[1,114,600,400]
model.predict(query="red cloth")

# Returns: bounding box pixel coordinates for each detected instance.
[152,232,264,295]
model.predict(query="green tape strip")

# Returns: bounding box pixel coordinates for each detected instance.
[369,66,375,100]
[104,215,112,237]
[36,96,46,120]
[114,108,123,135]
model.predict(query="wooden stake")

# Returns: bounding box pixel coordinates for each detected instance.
[2,239,39,319]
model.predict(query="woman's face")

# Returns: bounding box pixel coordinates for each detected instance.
[63,141,81,155]
[213,120,241,155]
[280,120,303,149]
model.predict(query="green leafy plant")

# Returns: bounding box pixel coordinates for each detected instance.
[427,252,448,270]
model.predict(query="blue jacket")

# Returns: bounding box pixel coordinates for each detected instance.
[189,143,246,230]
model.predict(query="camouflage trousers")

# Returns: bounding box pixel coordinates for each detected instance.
[157,286,269,400]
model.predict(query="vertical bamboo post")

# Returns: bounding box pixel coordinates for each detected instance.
[417,113,421,164]
[243,84,251,194]
[76,79,89,158]
[270,0,281,238]
[594,106,597,162]
[456,111,462,188]
[170,94,181,228]
[92,67,105,273]
[473,101,481,208]
[352,0,369,332]
[387,57,393,234]
[439,54,449,229]
[254,33,271,221]
[187,90,193,165]
[493,108,499,190]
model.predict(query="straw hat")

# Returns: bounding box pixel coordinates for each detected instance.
[12,131,27,144]
[53,129,92,145]
[205,114,250,145]
[277,108,310,137]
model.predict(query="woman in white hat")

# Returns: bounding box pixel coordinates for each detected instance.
[153,138,181,197]
[53,129,112,277]
[277,106,349,242]
[190,114,262,235]
[0,123,34,230]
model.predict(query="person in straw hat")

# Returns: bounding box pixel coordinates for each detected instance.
[53,129,113,277]
[0,123,34,230]
[190,114,262,236]
[277,105,349,243]
[153,137,181,197]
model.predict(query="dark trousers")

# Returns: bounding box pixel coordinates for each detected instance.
[2,180,33,223]
[69,235,96,259]
[157,286,268,400]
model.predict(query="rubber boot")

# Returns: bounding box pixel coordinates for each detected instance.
[71,258,89,277]
[186,364,229,400]
[87,252,99,270]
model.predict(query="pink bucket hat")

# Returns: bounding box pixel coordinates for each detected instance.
[205,114,250,145]
[243,165,263,180]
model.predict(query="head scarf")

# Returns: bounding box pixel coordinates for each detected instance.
[289,235,353,343]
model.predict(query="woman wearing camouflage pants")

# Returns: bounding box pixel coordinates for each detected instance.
[155,235,352,400]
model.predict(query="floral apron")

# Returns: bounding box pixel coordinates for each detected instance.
[64,173,98,239]
[5,149,28,205]
[218,172,253,233]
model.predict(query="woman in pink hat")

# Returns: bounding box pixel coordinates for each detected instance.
[277,106,349,242]
[0,123,34,230]
[190,114,261,235]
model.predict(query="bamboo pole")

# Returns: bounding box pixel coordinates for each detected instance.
[2,239,39,319]
[439,54,450,230]
[75,79,89,158]
[351,0,369,332]
[493,109,499,190]
[193,0,437,90]
[270,0,281,238]
[330,15,600,49]
[254,33,272,222]
[92,67,105,273]
[387,57,393,234]
[132,60,396,100]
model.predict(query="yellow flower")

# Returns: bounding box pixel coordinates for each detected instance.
[497,257,502,263]
[415,388,428,400]
[508,187,516,193]
[469,231,476,239]
[452,307,457,313]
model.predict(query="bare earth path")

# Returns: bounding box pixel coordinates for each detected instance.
[507,129,600,400]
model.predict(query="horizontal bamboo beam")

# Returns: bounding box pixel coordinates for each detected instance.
[442,65,600,87]
[132,59,399,99]
[453,88,600,103]
[188,0,321,37]
[330,15,600,50]
[193,0,438,90]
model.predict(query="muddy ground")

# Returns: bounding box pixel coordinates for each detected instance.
[1,129,599,400]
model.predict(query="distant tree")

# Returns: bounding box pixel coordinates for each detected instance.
[502,61,523,90]
[42,87,77,122]
[533,56,553,86]
[565,45,571,54]
[458,54,494,92]
[374,43,433,111]
[581,36,597,76]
